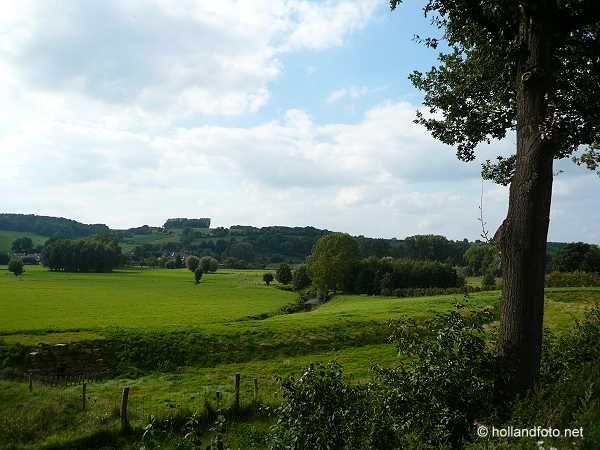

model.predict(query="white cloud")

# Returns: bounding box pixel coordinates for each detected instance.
[0,0,378,120]
[0,0,598,243]
[326,85,383,103]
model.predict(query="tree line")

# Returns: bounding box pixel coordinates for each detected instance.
[41,235,122,272]
[0,213,108,239]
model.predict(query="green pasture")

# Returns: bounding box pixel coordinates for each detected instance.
[0,266,297,336]
[1,266,600,449]
[2,266,599,343]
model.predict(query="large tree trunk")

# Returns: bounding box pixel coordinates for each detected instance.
[495,1,556,397]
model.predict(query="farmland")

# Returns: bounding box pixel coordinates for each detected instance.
[1,266,600,449]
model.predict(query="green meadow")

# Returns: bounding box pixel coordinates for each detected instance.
[1,266,600,449]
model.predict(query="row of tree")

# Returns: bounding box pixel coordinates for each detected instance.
[297,233,464,296]
[41,235,122,272]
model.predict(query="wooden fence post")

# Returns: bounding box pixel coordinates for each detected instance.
[216,390,221,410]
[253,377,258,404]
[234,373,241,410]
[82,383,87,410]
[120,387,130,432]
[28,374,33,392]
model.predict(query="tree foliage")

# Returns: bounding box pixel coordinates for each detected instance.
[41,235,122,272]
[200,256,219,273]
[553,242,600,273]
[275,263,293,285]
[7,258,24,276]
[0,213,109,239]
[185,255,200,272]
[308,233,360,294]
[390,0,600,181]
[11,237,34,253]
[292,265,311,291]
[262,272,274,286]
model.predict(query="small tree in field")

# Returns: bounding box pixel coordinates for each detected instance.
[263,272,274,286]
[8,258,24,276]
[276,263,293,285]
[194,267,203,285]
[186,255,200,272]
[200,256,219,273]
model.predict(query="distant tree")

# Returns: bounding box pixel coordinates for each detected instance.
[226,242,255,262]
[8,258,24,276]
[464,244,498,276]
[186,255,200,272]
[208,257,219,272]
[41,235,121,272]
[200,256,219,273]
[11,237,33,253]
[0,252,9,265]
[553,243,600,273]
[263,272,274,286]
[276,263,293,285]
[308,233,360,294]
[292,265,311,290]
[194,267,203,284]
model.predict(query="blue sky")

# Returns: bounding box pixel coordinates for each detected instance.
[1,0,598,242]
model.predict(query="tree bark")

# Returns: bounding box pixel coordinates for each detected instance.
[496,0,556,397]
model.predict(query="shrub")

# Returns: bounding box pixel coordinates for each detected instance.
[271,308,497,449]
[270,362,374,450]
[7,258,24,276]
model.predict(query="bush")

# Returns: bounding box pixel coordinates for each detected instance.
[270,362,374,450]
[546,271,600,287]
[271,308,497,449]
[7,258,24,276]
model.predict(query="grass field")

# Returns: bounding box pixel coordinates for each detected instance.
[1,266,599,449]
[0,267,297,335]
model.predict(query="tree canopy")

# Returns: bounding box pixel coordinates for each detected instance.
[308,233,360,294]
[391,0,600,182]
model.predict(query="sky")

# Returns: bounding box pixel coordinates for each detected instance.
[0,0,598,242]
